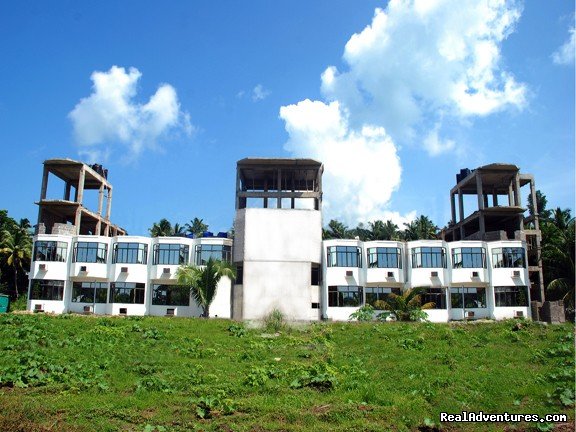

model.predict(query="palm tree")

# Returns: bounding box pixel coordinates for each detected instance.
[176,258,236,317]
[0,228,32,299]
[172,223,186,237]
[186,218,208,238]
[149,219,173,237]
[378,287,435,321]
[323,219,352,240]
[367,220,399,240]
[402,215,438,240]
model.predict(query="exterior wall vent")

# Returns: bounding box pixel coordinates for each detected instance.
[163,267,171,274]
[39,264,47,271]
[514,310,524,318]
[83,305,93,313]
[166,308,175,316]
[431,271,439,277]
[387,271,394,278]
[80,266,87,272]
[465,311,475,318]
[34,304,44,312]
[121,267,128,273]
[471,271,479,278]
[345,270,353,277]
[119,308,128,315]
[512,270,521,277]
[311,302,320,309]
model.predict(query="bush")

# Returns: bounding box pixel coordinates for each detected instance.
[348,305,375,321]
[264,309,286,333]
[8,294,27,311]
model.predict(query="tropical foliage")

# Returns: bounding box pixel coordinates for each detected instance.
[176,258,236,317]
[148,218,206,237]
[186,218,209,238]
[322,216,436,241]
[378,287,435,321]
[0,210,32,299]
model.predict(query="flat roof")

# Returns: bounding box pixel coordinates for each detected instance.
[44,158,111,189]
[237,158,323,168]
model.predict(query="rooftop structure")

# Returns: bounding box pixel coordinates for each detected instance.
[36,159,126,237]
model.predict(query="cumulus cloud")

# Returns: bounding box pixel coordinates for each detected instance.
[552,26,575,65]
[69,66,192,162]
[280,0,526,224]
[252,84,270,101]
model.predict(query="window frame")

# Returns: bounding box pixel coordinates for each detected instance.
[411,247,447,269]
[109,282,146,304]
[153,243,189,265]
[33,241,68,262]
[71,281,108,303]
[494,286,529,307]
[491,247,526,268]
[450,287,487,309]
[365,286,401,308]
[367,247,402,269]
[420,287,447,309]
[73,242,108,263]
[451,247,486,269]
[195,244,232,265]
[327,285,363,307]
[326,246,362,268]
[29,279,65,301]
[112,243,148,265]
[151,284,190,306]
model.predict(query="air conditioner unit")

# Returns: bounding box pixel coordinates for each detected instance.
[465,311,475,318]
[166,308,175,316]
[346,270,353,276]
[163,267,171,274]
[80,266,87,272]
[514,310,524,318]
[34,304,44,312]
[83,305,93,313]
[512,270,521,277]
[119,308,127,315]
[121,267,128,273]
[471,271,479,278]
[387,271,394,278]
[39,264,47,271]
[431,271,439,277]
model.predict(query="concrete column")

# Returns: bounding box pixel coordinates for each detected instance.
[74,208,82,235]
[106,187,113,219]
[98,184,104,215]
[450,192,456,224]
[493,190,498,206]
[476,173,484,210]
[530,179,539,230]
[514,173,521,207]
[277,168,282,208]
[77,166,86,204]
[508,182,514,206]
[263,179,268,209]
[458,189,464,222]
[64,182,71,201]
[235,169,241,210]
[40,166,49,200]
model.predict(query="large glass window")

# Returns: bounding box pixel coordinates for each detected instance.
[328,286,363,307]
[71,282,108,303]
[494,286,528,307]
[450,287,486,308]
[73,242,108,263]
[451,247,486,269]
[153,244,189,265]
[152,284,190,306]
[420,288,447,309]
[365,287,401,308]
[411,247,446,268]
[34,241,67,262]
[327,246,362,268]
[109,282,145,304]
[492,248,526,268]
[367,248,402,269]
[29,279,64,301]
[112,243,148,264]
[195,244,231,265]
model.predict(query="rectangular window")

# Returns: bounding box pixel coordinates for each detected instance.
[421,288,447,309]
[450,287,487,308]
[326,246,362,267]
[235,265,243,284]
[328,286,363,307]
[152,284,190,306]
[411,247,446,268]
[195,244,231,265]
[30,279,64,301]
[365,287,401,308]
[73,242,108,263]
[311,264,320,285]
[492,248,526,268]
[33,241,68,262]
[367,247,402,268]
[112,243,148,264]
[451,247,486,268]
[494,286,528,307]
[71,282,108,303]
[109,282,145,304]
[153,243,189,265]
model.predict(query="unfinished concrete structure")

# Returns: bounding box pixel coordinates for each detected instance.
[442,163,544,302]
[233,158,324,320]
[36,158,126,237]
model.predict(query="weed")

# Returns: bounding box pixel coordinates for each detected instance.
[228,323,246,337]
[263,308,286,333]
[348,305,375,321]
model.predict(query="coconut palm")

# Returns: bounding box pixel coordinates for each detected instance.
[149,219,174,237]
[378,287,435,321]
[0,228,32,299]
[172,223,186,237]
[185,218,208,238]
[402,215,438,240]
[323,219,353,240]
[368,220,400,240]
[176,258,235,317]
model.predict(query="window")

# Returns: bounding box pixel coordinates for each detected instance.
[411,247,446,268]
[311,264,320,285]
[34,241,67,262]
[109,282,145,304]
[328,286,363,307]
[494,286,528,307]
[71,282,108,303]
[73,242,108,263]
[450,287,486,308]
[367,248,402,269]
[492,248,526,268]
[153,243,189,265]
[195,244,231,265]
[420,288,447,309]
[30,279,64,301]
[152,284,190,306]
[451,247,486,268]
[326,246,361,267]
[235,265,243,284]
[365,287,401,308]
[112,243,148,264]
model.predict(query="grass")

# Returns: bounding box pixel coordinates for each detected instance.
[0,313,573,431]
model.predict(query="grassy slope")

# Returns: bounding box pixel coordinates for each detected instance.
[0,314,573,432]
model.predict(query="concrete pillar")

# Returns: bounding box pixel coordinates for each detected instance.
[530,179,539,230]
[277,168,282,208]
[74,208,82,235]
[476,174,485,237]
[40,166,49,200]
[450,192,456,224]
[508,182,514,206]
[514,173,521,207]
[458,189,464,222]
[64,182,71,201]
[98,184,104,215]
[77,166,86,204]
[493,190,498,206]
[105,187,113,219]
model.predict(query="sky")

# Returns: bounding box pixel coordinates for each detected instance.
[0,0,574,236]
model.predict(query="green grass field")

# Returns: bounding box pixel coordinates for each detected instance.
[0,313,573,431]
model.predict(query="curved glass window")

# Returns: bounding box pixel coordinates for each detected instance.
[367,247,402,268]
[30,279,64,300]
[153,244,189,265]
[73,242,108,263]
[195,244,231,265]
[411,247,446,268]
[109,282,145,304]
[34,241,67,262]
[112,243,148,264]
[491,248,525,268]
[327,246,362,267]
[451,247,486,268]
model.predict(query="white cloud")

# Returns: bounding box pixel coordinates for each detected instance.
[69,66,192,162]
[552,26,575,65]
[280,0,526,225]
[280,99,403,223]
[252,84,270,101]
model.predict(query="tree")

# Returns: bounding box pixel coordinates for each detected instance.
[323,219,352,240]
[378,287,435,321]
[186,218,208,238]
[367,220,400,240]
[0,227,32,299]
[149,219,174,237]
[527,190,552,221]
[402,215,438,240]
[172,223,186,237]
[176,258,235,317]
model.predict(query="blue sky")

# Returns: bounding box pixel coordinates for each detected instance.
[0,0,574,235]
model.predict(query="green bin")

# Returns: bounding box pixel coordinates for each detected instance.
[0,295,9,313]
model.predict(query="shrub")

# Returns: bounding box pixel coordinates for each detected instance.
[348,305,375,321]
[264,309,286,333]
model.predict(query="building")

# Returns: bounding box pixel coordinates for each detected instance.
[27,158,533,322]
